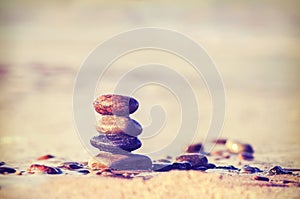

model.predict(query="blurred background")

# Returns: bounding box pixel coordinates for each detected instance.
[0,0,299,165]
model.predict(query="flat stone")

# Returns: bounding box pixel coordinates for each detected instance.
[96,116,142,136]
[185,143,203,153]
[93,94,139,116]
[176,153,208,167]
[88,152,152,170]
[90,134,141,153]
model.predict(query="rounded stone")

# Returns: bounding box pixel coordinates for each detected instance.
[88,152,152,170]
[175,153,208,167]
[225,140,254,154]
[90,134,142,153]
[96,116,142,136]
[93,94,139,116]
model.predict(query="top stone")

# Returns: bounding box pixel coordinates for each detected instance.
[93,94,139,116]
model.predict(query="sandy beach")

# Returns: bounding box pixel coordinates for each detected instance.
[0,0,299,198]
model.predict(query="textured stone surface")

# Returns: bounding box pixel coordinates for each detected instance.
[88,152,152,170]
[176,153,208,167]
[96,116,142,136]
[93,94,139,116]
[90,134,142,153]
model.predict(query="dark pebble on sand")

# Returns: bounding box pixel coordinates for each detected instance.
[268,166,293,175]
[241,165,262,174]
[254,176,269,182]
[215,165,239,171]
[61,162,83,170]
[0,162,5,166]
[77,170,90,174]
[0,167,16,174]
[185,143,203,153]
[206,163,216,169]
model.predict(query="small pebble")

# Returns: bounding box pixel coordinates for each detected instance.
[60,162,83,170]
[241,165,262,174]
[27,164,62,175]
[0,167,16,174]
[206,163,216,169]
[215,165,239,171]
[225,140,254,154]
[185,143,203,153]
[37,154,55,160]
[0,162,5,166]
[77,170,90,175]
[268,166,293,175]
[212,138,227,145]
[254,176,269,182]
[176,153,208,167]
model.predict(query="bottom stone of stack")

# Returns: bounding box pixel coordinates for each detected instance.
[88,151,152,170]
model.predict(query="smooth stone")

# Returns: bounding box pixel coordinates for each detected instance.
[27,164,62,174]
[93,94,139,116]
[268,166,292,175]
[88,152,152,170]
[0,167,16,174]
[239,152,254,161]
[176,153,208,167]
[172,162,192,170]
[225,140,254,154]
[96,116,142,136]
[152,163,173,172]
[240,165,262,174]
[60,162,83,170]
[185,143,203,153]
[90,134,142,153]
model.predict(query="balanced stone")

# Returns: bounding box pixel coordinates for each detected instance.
[88,151,152,170]
[90,134,142,153]
[93,94,139,116]
[96,116,142,136]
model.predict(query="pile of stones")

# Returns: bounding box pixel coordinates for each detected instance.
[88,94,152,170]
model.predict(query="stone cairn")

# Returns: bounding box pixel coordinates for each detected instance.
[88,94,152,170]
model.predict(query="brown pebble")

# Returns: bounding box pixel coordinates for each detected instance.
[93,94,139,116]
[176,153,208,167]
[239,152,254,161]
[185,143,203,153]
[60,162,83,170]
[27,164,62,174]
[225,140,254,154]
[254,176,269,182]
[96,116,142,136]
[37,154,55,160]
[212,138,227,145]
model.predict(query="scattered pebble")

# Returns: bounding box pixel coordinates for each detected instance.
[172,162,192,170]
[77,170,90,175]
[37,154,55,160]
[0,167,16,174]
[254,176,269,182]
[152,164,173,172]
[268,166,293,175]
[212,138,227,145]
[241,165,262,174]
[225,140,254,154]
[60,162,83,170]
[0,162,5,166]
[176,153,208,167]
[215,165,239,171]
[185,143,203,153]
[27,164,62,175]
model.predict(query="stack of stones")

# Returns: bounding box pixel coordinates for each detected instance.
[88,94,152,170]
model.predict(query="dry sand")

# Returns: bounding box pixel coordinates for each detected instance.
[0,1,300,198]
